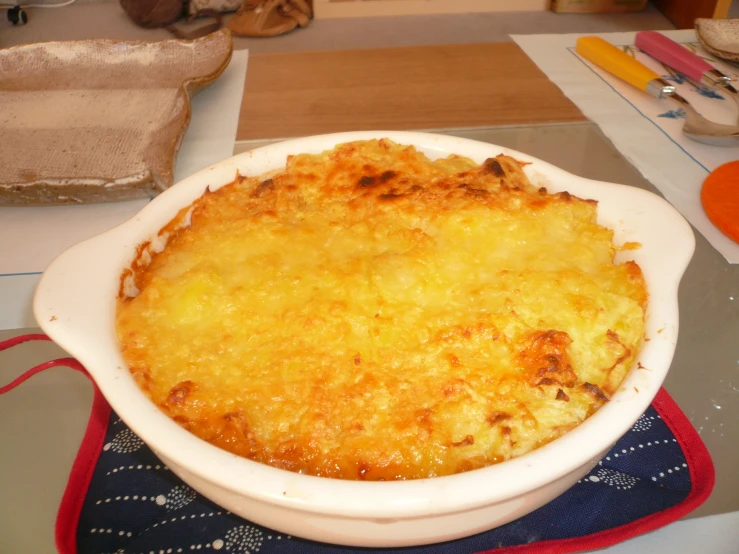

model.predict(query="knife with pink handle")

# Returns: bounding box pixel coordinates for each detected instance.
[635,31,739,101]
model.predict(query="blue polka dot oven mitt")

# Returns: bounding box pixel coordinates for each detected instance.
[0,337,714,554]
[62,389,713,554]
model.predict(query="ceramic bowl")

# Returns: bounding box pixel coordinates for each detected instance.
[0,30,232,206]
[34,131,695,547]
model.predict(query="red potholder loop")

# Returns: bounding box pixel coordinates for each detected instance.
[0,333,110,554]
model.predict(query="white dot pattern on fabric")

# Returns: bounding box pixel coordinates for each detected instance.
[631,414,656,432]
[103,428,145,454]
[651,464,687,482]
[89,527,132,536]
[225,524,264,553]
[107,464,170,476]
[581,468,639,490]
[99,494,154,504]
[600,434,679,468]
[596,468,638,490]
[164,485,198,511]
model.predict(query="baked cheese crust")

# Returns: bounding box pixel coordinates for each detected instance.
[116,139,647,480]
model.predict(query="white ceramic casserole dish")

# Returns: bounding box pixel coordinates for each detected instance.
[34,131,695,547]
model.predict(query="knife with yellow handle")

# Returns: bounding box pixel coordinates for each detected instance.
[575,36,676,98]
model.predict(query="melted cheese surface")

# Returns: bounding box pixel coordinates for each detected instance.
[116,139,647,480]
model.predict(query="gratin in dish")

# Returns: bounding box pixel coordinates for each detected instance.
[116,139,647,481]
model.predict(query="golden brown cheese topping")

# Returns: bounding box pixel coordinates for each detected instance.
[116,139,647,481]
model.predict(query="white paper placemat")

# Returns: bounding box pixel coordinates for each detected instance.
[0,49,249,330]
[512,30,739,264]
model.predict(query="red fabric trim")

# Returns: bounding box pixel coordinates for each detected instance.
[0,334,52,393]
[0,333,51,351]
[477,388,715,554]
[54,361,111,554]
[0,357,68,394]
[0,334,111,554]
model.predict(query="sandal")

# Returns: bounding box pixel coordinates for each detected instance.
[227,0,312,38]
